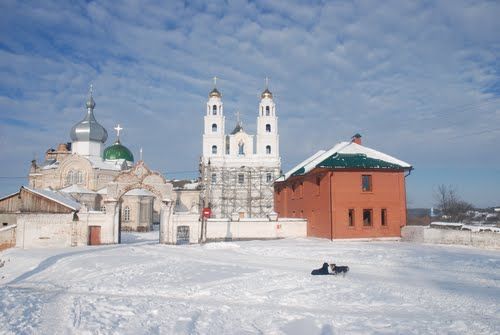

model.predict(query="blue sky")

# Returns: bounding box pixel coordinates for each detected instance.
[0,0,499,208]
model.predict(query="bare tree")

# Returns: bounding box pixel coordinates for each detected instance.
[434,185,473,222]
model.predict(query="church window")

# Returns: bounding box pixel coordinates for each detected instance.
[238,174,244,184]
[265,106,270,116]
[124,206,131,221]
[77,171,84,184]
[100,205,106,213]
[65,170,74,186]
[212,105,217,115]
[211,173,217,184]
[266,173,272,183]
[266,145,271,154]
[266,124,271,132]
[238,142,245,155]
[212,123,217,132]
[212,145,217,154]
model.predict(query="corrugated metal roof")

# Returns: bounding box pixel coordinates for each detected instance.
[22,186,81,211]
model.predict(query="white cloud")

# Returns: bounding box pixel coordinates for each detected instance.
[0,0,499,206]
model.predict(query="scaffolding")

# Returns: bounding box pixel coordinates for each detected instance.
[200,162,279,219]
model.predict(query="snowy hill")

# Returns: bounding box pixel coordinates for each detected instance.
[0,232,499,334]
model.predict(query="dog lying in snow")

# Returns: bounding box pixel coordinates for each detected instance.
[311,262,330,275]
[330,263,349,275]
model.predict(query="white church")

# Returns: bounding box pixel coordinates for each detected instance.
[0,80,305,249]
[200,79,281,219]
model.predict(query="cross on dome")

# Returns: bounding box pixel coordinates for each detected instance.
[265,77,269,88]
[114,124,123,138]
[213,76,217,87]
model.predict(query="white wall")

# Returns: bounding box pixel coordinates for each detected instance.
[401,226,500,249]
[0,224,16,250]
[15,214,87,248]
[80,211,113,244]
[162,214,307,244]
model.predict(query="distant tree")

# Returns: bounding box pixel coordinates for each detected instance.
[434,185,473,222]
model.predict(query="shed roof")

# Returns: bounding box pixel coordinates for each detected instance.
[22,186,81,211]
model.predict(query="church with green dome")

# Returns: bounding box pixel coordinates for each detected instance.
[28,87,160,233]
[103,125,134,165]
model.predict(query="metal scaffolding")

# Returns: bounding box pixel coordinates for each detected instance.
[200,162,279,219]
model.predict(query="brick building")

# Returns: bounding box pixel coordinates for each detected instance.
[274,135,412,239]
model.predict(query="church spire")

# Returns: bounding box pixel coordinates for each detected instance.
[86,84,96,110]
[209,76,222,98]
[261,77,273,99]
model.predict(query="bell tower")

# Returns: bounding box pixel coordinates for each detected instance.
[256,78,279,158]
[202,77,225,163]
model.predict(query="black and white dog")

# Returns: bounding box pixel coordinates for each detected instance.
[311,262,330,275]
[330,263,349,275]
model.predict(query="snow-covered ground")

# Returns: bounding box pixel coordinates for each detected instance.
[1,232,499,334]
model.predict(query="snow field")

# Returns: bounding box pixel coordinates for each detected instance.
[0,232,499,334]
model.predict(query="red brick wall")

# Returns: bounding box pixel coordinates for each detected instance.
[274,169,408,239]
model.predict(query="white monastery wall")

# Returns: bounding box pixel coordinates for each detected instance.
[81,211,114,244]
[0,224,16,250]
[162,213,306,244]
[15,213,87,248]
[401,226,499,249]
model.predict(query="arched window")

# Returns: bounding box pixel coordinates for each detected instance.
[265,106,270,116]
[212,123,217,132]
[212,105,217,115]
[212,145,217,154]
[66,170,74,186]
[123,206,130,221]
[265,124,271,132]
[77,171,84,184]
[266,145,271,154]
[211,173,217,184]
[238,142,245,155]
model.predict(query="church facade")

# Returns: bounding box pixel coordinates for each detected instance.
[28,87,157,231]
[200,81,281,219]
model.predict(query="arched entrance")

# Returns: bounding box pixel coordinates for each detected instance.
[103,161,174,244]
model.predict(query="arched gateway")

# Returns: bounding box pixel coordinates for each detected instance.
[103,161,174,243]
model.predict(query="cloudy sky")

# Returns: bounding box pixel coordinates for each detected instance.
[0,0,499,208]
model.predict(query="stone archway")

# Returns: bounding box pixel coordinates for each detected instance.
[103,161,174,244]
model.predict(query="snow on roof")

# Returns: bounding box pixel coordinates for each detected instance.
[87,156,125,171]
[278,150,327,182]
[22,186,81,211]
[339,142,412,168]
[60,184,96,194]
[97,187,108,195]
[0,190,21,202]
[182,182,200,190]
[124,189,155,196]
[280,141,412,181]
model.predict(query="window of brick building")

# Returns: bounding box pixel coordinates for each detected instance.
[363,209,372,226]
[362,175,372,192]
[348,209,355,227]
[381,208,387,226]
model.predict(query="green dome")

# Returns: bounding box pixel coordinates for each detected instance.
[103,141,134,162]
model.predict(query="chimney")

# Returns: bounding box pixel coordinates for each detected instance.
[351,133,362,145]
